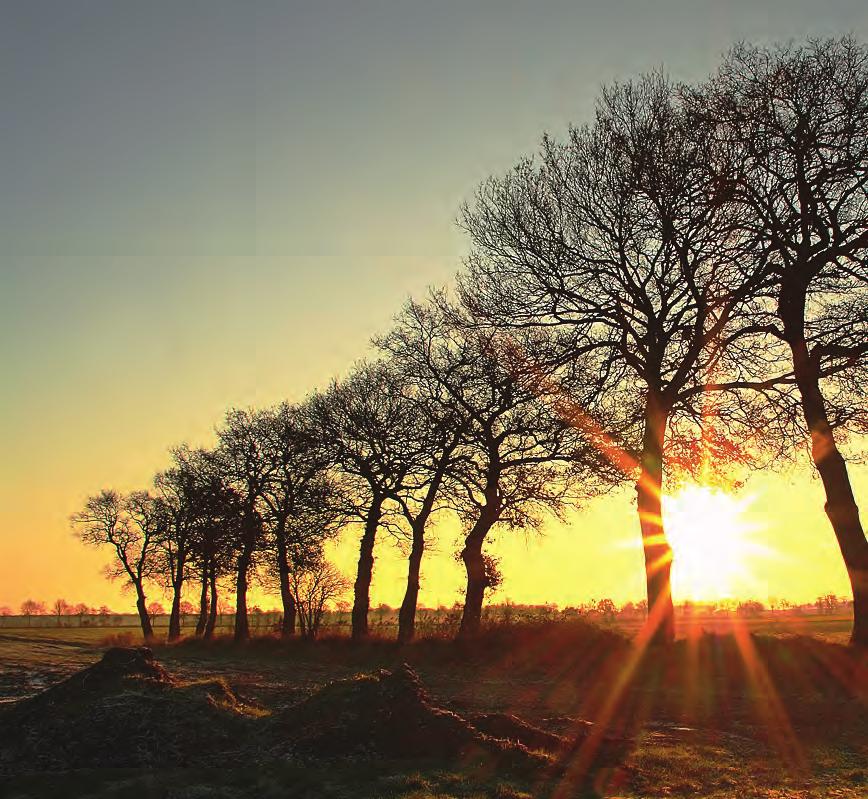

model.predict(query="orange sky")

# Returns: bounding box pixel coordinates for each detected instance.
[1,441,862,613]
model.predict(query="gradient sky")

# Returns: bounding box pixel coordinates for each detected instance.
[2,1,868,613]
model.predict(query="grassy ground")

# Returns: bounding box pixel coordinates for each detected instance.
[1,619,865,798]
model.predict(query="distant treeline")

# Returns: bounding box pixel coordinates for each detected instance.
[71,38,868,648]
[0,597,854,635]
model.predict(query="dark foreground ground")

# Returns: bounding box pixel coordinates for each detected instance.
[0,621,866,799]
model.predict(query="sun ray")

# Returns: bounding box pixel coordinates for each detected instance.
[730,623,807,773]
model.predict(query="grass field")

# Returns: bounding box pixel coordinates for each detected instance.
[0,617,866,798]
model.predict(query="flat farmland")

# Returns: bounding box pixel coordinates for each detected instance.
[0,616,865,798]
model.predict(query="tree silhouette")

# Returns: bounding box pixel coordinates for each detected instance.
[147,601,165,619]
[307,362,421,640]
[20,600,46,625]
[460,75,776,644]
[695,38,868,646]
[375,306,469,643]
[52,598,72,626]
[152,448,209,641]
[290,559,351,640]
[215,409,274,643]
[383,298,603,638]
[189,450,240,639]
[257,402,339,637]
[71,490,160,640]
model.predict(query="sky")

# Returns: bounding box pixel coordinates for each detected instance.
[2,1,868,613]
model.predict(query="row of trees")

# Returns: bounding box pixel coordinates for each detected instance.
[71,403,348,642]
[7,600,115,619]
[1,595,851,622]
[458,38,868,646]
[4,600,176,624]
[73,38,868,646]
[71,310,611,643]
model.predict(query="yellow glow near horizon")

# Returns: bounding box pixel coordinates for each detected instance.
[664,485,767,603]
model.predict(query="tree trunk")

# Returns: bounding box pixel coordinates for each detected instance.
[234,544,253,643]
[168,591,182,642]
[637,394,675,647]
[134,585,154,641]
[205,567,218,640]
[167,555,185,642]
[458,514,497,639]
[297,591,308,638]
[276,533,296,637]
[396,465,447,645]
[195,565,208,637]
[781,279,868,647]
[351,495,383,641]
[398,524,425,644]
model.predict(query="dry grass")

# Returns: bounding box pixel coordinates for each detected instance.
[0,619,865,798]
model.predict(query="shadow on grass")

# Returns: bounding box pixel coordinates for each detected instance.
[2,620,865,798]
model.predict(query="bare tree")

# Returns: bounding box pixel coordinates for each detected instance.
[307,362,420,640]
[257,401,340,637]
[375,312,470,643]
[52,598,72,627]
[695,38,868,646]
[215,409,274,643]
[384,298,606,638]
[20,599,46,616]
[182,449,240,640]
[152,447,211,641]
[290,559,351,640]
[20,600,46,626]
[390,414,462,644]
[147,601,165,620]
[71,490,161,640]
[459,75,777,644]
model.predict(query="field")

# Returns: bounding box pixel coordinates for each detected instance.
[0,616,866,799]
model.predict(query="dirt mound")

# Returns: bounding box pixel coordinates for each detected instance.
[268,663,549,769]
[0,647,252,775]
[1,652,560,777]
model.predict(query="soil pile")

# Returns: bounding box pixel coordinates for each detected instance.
[1,651,592,776]
[268,663,550,768]
[0,647,251,774]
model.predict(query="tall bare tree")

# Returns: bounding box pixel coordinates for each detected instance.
[71,490,161,640]
[389,417,462,644]
[215,409,274,642]
[460,75,776,644]
[184,449,239,639]
[307,362,420,640]
[376,311,466,643]
[384,298,605,638]
[258,402,340,637]
[695,38,868,645]
[152,449,202,641]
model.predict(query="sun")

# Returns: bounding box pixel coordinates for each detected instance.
[663,485,764,603]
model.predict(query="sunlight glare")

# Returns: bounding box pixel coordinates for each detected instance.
[663,485,765,602]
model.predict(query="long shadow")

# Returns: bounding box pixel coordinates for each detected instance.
[0,631,102,650]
